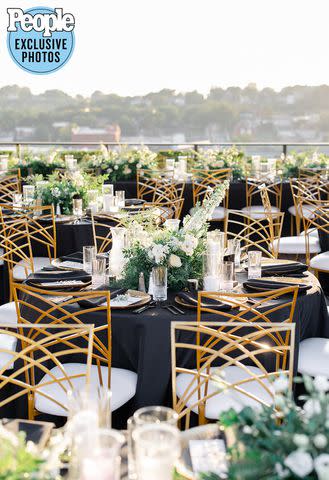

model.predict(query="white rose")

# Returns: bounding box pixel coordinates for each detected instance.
[273,375,289,393]
[242,425,253,435]
[293,434,309,449]
[275,463,290,479]
[284,450,313,477]
[314,454,329,480]
[313,434,328,449]
[304,399,321,417]
[314,376,329,393]
[169,254,182,268]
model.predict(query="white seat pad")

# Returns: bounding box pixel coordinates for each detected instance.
[242,205,280,220]
[273,236,320,254]
[13,257,51,281]
[288,205,315,218]
[300,229,319,239]
[310,251,329,271]
[0,248,3,266]
[211,206,227,220]
[176,366,274,420]
[298,337,329,377]
[35,363,137,417]
[0,333,17,370]
[0,302,18,325]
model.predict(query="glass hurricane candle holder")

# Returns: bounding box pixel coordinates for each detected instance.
[248,250,262,279]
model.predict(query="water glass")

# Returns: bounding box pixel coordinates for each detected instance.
[248,250,262,279]
[102,184,114,196]
[133,424,181,480]
[165,158,175,172]
[73,198,83,222]
[80,429,125,480]
[128,407,178,480]
[227,238,241,268]
[12,193,22,210]
[220,261,234,291]
[92,256,107,288]
[23,185,35,205]
[164,219,180,231]
[0,155,9,171]
[83,246,96,274]
[152,266,167,302]
[68,386,112,428]
[103,194,119,213]
[115,190,125,208]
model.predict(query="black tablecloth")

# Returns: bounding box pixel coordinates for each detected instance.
[17,272,329,412]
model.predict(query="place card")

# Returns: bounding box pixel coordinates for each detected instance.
[189,439,227,476]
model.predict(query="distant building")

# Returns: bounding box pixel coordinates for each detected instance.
[71,125,121,143]
[15,127,36,140]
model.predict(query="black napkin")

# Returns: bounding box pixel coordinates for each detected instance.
[177,291,232,311]
[78,287,127,308]
[26,270,91,287]
[243,279,311,295]
[261,262,308,277]
[59,251,83,263]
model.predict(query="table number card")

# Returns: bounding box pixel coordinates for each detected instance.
[189,439,227,477]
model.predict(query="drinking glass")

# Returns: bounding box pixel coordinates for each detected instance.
[127,406,178,480]
[115,190,125,208]
[92,256,107,288]
[133,424,181,480]
[248,250,262,279]
[152,266,167,302]
[227,239,241,269]
[202,252,221,291]
[102,184,114,196]
[103,194,119,213]
[12,193,23,210]
[164,219,180,231]
[23,185,35,205]
[73,198,83,223]
[0,155,8,172]
[220,261,234,291]
[165,158,175,172]
[68,386,112,428]
[83,246,96,274]
[80,428,125,480]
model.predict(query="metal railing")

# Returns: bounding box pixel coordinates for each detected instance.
[1,141,329,157]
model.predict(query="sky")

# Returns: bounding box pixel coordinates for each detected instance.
[0,0,329,96]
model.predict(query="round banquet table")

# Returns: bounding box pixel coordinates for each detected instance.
[18,269,329,413]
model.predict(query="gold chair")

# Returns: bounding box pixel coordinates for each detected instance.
[242,177,282,220]
[0,170,21,204]
[191,168,231,221]
[171,320,295,429]
[91,212,125,253]
[13,283,137,418]
[143,197,184,220]
[137,168,173,201]
[0,322,94,420]
[224,209,284,259]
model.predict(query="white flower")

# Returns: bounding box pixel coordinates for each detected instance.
[169,254,182,268]
[273,374,289,393]
[314,454,329,480]
[304,399,321,417]
[293,434,309,449]
[275,463,290,479]
[180,234,198,256]
[242,425,253,435]
[148,244,169,264]
[314,376,329,392]
[314,434,328,449]
[284,450,313,477]
[114,165,119,170]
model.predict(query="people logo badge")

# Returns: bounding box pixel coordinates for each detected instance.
[7,7,75,74]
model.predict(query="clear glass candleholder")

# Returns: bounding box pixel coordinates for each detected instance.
[152,266,167,302]
[92,256,107,288]
[83,246,96,274]
[248,250,262,279]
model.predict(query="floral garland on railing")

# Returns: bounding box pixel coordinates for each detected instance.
[122,181,229,290]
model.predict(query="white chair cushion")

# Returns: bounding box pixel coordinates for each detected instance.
[0,302,18,325]
[288,205,315,218]
[13,257,51,281]
[242,205,280,220]
[176,366,274,420]
[0,248,3,266]
[272,236,320,254]
[211,206,227,220]
[300,229,319,239]
[0,333,17,370]
[35,363,137,417]
[310,251,329,271]
[298,337,329,377]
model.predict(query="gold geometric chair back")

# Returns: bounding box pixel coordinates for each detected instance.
[143,197,184,220]
[245,177,282,211]
[137,168,174,201]
[13,283,112,414]
[191,168,231,207]
[91,213,125,253]
[171,320,296,429]
[0,170,21,204]
[224,209,284,258]
[0,323,94,420]
[299,167,329,181]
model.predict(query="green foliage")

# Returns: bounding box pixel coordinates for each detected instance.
[195,146,246,180]
[18,159,64,178]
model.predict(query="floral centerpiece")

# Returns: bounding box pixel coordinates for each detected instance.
[195,146,246,180]
[82,144,158,182]
[203,375,329,480]
[28,170,107,214]
[121,181,229,290]
[278,151,329,178]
